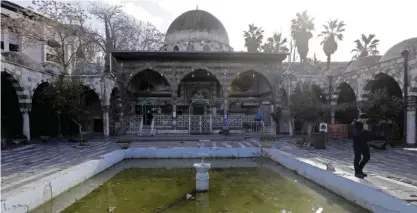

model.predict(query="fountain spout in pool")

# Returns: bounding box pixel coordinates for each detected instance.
[194,153,211,192]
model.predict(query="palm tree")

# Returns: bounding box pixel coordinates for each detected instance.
[318,19,345,71]
[243,24,264,52]
[261,32,289,53]
[291,10,315,63]
[351,34,380,60]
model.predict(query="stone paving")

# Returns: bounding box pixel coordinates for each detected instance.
[272,137,417,204]
[1,140,119,194]
[273,137,417,186]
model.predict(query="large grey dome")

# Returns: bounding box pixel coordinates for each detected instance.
[164,10,230,46]
[347,55,381,72]
[380,37,417,62]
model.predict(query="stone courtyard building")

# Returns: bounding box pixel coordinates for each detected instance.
[1,8,417,145]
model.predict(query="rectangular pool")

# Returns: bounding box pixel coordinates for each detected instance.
[33,159,369,213]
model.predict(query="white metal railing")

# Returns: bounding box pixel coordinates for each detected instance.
[123,115,142,134]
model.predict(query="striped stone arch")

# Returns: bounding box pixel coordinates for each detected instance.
[331,81,357,106]
[359,72,403,101]
[30,79,51,99]
[1,70,31,111]
[176,66,226,94]
[228,69,273,93]
[124,67,171,89]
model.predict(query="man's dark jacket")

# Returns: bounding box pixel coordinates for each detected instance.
[351,120,371,146]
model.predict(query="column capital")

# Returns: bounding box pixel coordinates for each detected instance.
[19,103,32,113]
[102,105,110,113]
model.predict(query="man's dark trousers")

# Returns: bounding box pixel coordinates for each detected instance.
[353,143,370,174]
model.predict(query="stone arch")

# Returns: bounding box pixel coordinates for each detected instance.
[333,82,357,104]
[125,68,171,89]
[176,68,224,98]
[173,45,179,51]
[80,85,104,133]
[30,79,51,98]
[228,69,273,93]
[1,71,25,138]
[176,67,225,91]
[360,72,403,101]
[187,43,195,51]
[1,70,30,110]
[203,44,211,52]
[334,82,358,124]
[30,82,58,137]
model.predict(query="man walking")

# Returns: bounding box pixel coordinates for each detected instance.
[351,113,371,178]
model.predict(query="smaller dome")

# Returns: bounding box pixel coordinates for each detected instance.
[1,51,44,71]
[346,55,381,72]
[42,61,63,75]
[73,61,103,75]
[380,37,417,62]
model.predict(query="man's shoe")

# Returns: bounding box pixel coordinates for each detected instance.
[355,173,365,178]
[361,172,368,177]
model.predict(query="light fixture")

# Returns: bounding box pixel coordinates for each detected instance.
[224,72,226,75]
[192,74,194,78]
[130,73,132,76]
[161,73,163,76]
[252,74,255,77]
[207,73,209,76]
[267,69,269,72]
[237,72,240,75]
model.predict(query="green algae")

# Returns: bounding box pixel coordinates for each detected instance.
[60,161,368,213]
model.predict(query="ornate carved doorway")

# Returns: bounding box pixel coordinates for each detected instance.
[189,98,212,134]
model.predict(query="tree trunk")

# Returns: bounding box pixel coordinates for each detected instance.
[307,122,313,140]
[71,118,84,147]
[326,54,331,71]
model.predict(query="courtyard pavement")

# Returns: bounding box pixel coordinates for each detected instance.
[1,135,417,204]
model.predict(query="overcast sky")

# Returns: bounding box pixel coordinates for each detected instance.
[13,0,417,62]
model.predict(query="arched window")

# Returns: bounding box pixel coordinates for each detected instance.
[203,44,211,52]
[186,44,194,51]
[173,45,179,52]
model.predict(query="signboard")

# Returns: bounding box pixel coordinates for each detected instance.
[137,99,155,105]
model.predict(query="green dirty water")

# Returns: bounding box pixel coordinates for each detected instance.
[56,159,368,213]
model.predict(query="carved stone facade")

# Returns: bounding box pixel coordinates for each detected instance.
[1,7,417,144]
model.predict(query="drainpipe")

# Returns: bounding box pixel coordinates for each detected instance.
[401,49,409,146]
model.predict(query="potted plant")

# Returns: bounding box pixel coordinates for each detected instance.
[13,134,29,146]
[117,140,131,149]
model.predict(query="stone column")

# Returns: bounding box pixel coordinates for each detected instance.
[406,97,416,145]
[172,104,177,129]
[21,108,31,140]
[222,93,229,131]
[103,105,110,136]
[289,118,294,137]
[223,98,228,119]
